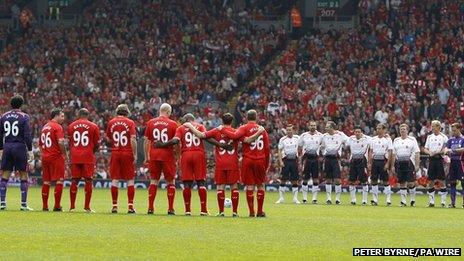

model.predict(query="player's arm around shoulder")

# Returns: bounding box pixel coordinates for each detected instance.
[243,125,265,144]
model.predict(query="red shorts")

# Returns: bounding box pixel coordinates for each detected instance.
[148,160,176,182]
[42,158,65,182]
[109,153,135,180]
[241,158,267,185]
[180,151,206,181]
[71,164,95,179]
[215,169,240,185]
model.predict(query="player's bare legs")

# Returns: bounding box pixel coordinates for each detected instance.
[147,179,158,214]
[111,179,119,213]
[127,179,135,214]
[256,184,266,217]
[182,181,193,215]
[245,185,255,217]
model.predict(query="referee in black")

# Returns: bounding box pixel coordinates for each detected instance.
[276,125,300,204]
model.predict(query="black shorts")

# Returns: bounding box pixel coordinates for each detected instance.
[448,160,464,181]
[395,160,415,183]
[427,157,445,181]
[303,155,319,180]
[281,159,299,181]
[371,159,388,182]
[324,156,340,179]
[348,158,367,183]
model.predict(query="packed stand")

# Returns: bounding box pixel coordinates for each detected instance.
[235,0,464,184]
[0,0,287,180]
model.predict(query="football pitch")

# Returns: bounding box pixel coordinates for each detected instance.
[1,187,463,260]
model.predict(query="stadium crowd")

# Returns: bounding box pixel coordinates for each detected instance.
[1,0,464,186]
[0,0,286,180]
[234,0,464,182]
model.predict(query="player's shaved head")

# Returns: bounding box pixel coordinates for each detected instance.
[159,103,172,116]
[116,104,130,116]
[247,110,257,121]
[78,108,90,118]
[222,113,234,125]
[11,95,24,109]
[183,113,195,122]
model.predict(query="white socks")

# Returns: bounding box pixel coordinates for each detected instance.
[427,189,435,204]
[371,185,379,203]
[438,189,448,205]
[335,185,342,202]
[292,186,299,201]
[349,185,356,203]
[409,187,416,202]
[302,184,309,201]
[312,185,318,201]
[400,189,407,204]
[362,185,368,203]
[384,185,392,203]
[326,184,332,201]
[278,185,285,200]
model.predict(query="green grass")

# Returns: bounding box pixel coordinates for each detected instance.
[0,187,463,260]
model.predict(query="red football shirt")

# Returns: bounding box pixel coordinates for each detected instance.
[204,126,239,171]
[68,118,100,164]
[175,122,206,153]
[40,120,65,161]
[106,116,136,154]
[222,121,270,167]
[144,115,178,161]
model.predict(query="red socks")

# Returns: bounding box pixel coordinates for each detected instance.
[257,189,265,215]
[70,180,78,209]
[167,184,176,211]
[148,184,157,211]
[246,189,254,216]
[111,185,118,206]
[231,188,239,213]
[217,190,225,213]
[42,184,50,209]
[84,180,92,210]
[127,185,135,210]
[54,183,63,209]
[183,187,192,213]
[198,186,207,213]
